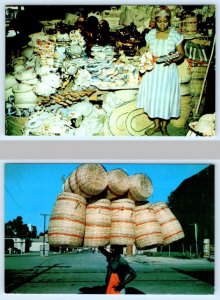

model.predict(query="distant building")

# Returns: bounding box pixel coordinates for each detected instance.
[5,235,49,253]
[27,224,37,238]
[29,235,49,252]
[5,237,27,253]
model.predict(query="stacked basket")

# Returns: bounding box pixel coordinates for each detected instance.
[48,163,184,250]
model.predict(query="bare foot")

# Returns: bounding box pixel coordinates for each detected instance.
[145,126,161,136]
[161,127,170,136]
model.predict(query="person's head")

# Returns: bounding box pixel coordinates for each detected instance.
[99,19,110,32]
[85,16,100,33]
[75,16,85,32]
[110,244,124,257]
[154,6,171,32]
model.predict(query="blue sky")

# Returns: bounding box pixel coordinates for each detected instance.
[4,163,211,234]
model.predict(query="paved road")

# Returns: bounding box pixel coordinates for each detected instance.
[5,251,214,295]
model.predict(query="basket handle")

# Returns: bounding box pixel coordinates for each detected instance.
[111,6,117,11]
[102,10,110,16]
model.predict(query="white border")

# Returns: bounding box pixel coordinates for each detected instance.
[1,0,219,141]
[1,159,219,300]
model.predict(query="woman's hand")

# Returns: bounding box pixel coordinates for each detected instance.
[164,58,173,66]
[114,282,125,292]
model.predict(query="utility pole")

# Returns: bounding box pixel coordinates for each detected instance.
[189,223,198,256]
[40,213,50,255]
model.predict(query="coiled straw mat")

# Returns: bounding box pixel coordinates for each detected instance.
[84,199,111,247]
[134,203,163,249]
[48,192,87,247]
[69,164,108,199]
[128,173,153,201]
[153,202,185,245]
[106,169,129,200]
[108,100,154,136]
[110,198,135,245]
[125,108,154,136]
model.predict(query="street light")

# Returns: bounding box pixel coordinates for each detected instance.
[189,223,198,256]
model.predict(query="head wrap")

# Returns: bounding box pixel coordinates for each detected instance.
[154,6,171,18]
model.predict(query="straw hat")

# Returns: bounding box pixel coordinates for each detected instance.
[21,78,40,85]
[15,70,37,81]
[12,83,33,93]
[5,75,18,90]
[126,108,154,136]
[188,114,215,136]
[108,101,137,136]
[108,100,154,136]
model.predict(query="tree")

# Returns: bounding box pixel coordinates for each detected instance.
[5,216,31,238]
[167,165,214,253]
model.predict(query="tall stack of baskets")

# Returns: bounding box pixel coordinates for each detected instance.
[170,59,193,129]
[48,163,184,250]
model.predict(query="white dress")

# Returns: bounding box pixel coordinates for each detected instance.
[137,28,183,120]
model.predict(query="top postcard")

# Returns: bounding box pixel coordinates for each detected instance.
[4,4,216,138]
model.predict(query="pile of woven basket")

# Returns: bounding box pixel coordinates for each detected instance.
[48,163,184,250]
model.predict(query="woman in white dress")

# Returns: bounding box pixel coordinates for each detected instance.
[137,6,185,136]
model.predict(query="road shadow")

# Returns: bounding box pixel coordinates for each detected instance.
[172,268,214,286]
[79,285,145,294]
[5,263,70,293]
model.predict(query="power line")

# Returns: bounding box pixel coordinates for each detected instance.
[5,186,26,213]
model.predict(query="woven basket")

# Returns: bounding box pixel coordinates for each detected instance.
[190,79,204,96]
[128,173,153,201]
[69,164,108,199]
[152,202,184,245]
[192,95,206,117]
[48,192,87,247]
[84,199,111,247]
[191,66,207,79]
[134,204,163,249]
[180,83,191,96]
[170,95,192,128]
[110,198,135,245]
[106,169,129,200]
[177,59,192,83]
[63,176,71,192]
[182,17,197,34]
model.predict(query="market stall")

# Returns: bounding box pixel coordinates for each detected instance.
[5,4,215,137]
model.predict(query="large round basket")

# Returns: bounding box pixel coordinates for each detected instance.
[110,198,135,245]
[191,65,207,79]
[134,203,163,249]
[84,199,111,247]
[177,59,192,83]
[48,192,87,247]
[63,176,71,192]
[69,164,108,199]
[106,169,129,200]
[190,79,203,96]
[128,173,153,201]
[152,202,184,245]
